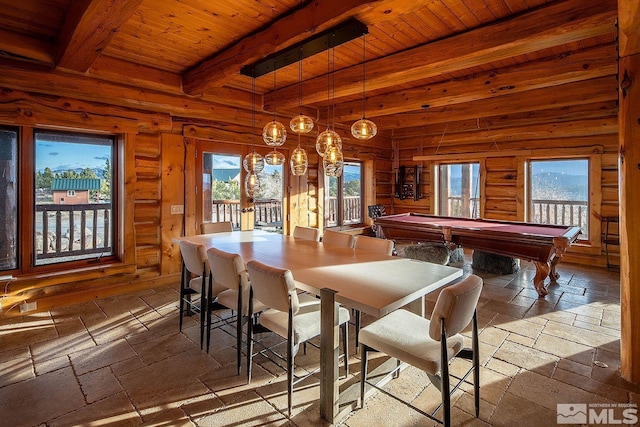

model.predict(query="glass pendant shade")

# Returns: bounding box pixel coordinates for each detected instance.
[244,172,260,197]
[290,146,308,176]
[351,118,377,140]
[243,150,264,173]
[315,129,342,157]
[290,114,314,134]
[323,145,344,177]
[262,120,287,146]
[264,149,285,166]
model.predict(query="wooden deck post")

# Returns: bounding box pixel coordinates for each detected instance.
[618,0,640,384]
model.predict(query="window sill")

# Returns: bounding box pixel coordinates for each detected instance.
[9,262,137,292]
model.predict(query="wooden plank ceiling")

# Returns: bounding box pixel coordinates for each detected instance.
[0,0,618,142]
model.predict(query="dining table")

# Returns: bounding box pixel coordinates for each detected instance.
[174,229,463,423]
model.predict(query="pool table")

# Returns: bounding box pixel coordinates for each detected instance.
[374,213,582,297]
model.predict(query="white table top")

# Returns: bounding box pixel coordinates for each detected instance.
[175,230,463,317]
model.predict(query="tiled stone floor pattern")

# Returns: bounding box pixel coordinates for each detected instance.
[1,258,639,426]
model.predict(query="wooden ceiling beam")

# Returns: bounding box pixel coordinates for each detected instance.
[0,60,268,125]
[55,0,144,72]
[374,76,617,129]
[330,43,617,121]
[391,101,619,140]
[182,0,425,95]
[0,28,53,64]
[271,0,617,109]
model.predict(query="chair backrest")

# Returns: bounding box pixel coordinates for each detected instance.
[322,229,354,248]
[207,247,248,292]
[429,274,483,340]
[293,226,320,242]
[353,235,394,256]
[200,221,233,234]
[179,240,209,276]
[247,260,299,314]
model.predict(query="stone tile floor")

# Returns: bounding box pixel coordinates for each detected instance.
[1,257,638,426]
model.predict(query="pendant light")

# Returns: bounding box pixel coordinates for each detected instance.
[316,45,342,157]
[323,144,344,177]
[290,46,314,134]
[290,46,309,176]
[265,149,285,165]
[244,76,262,196]
[290,133,308,176]
[263,59,287,147]
[351,33,377,140]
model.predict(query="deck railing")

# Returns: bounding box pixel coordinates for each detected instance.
[444,197,480,218]
[35,203,113,262]
[326,196,362,226]
[211,199,283,229]
[531,199,588,238]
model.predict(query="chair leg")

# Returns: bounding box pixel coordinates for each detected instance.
[236,314,243,375]
[287,340,294,417]
[246,316,254,383]
[355,310,361,349]
[360,344,369,408]
[206,273,213,353]
[472,311,480,417]
[441,325,451,427]
[179,263,186,331]
[341,322,349,377]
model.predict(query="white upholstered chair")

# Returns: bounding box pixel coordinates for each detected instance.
[292,225,321,241]
[206,247,266,373]
[351,234,395,347]
[321,229,355,248]
[359,274,483,427]
[246,259,350,416]
[200,221,233,234]
[353,234,394,255]
[178,240,211,348]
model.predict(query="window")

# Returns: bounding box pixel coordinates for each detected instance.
[201,151,284,231]
[528,159,589,239]
[34,130,115,266]
[437,163,480,218]
[326,162,363,227]
[0,127,18,272]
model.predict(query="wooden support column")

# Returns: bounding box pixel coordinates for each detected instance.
[618,0,640,384]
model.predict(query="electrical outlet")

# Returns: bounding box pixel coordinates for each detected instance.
[0,275,13,281]
[19,301,37,313]
[170,205,184,214]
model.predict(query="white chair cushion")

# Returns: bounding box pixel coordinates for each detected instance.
[359,309,463,375]
[189,276,205,293]
[259,304,350,346]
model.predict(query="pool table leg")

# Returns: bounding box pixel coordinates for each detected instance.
[549,255,562,282]
[533,261,550,297]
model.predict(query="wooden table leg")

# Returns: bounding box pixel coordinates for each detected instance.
[533,261,550,297]
[320,287,339,423]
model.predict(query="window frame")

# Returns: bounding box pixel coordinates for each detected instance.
[15,127,122,274]
[324,160,364,228]
[525,153,601,251]
[434,161,482,219]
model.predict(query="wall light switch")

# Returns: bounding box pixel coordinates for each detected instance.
[170,205,184,214]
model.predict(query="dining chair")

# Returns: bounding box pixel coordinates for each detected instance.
[321,229,355,248]
[359,274,483,427]
[206,247,266,374]
[292,225,321,241]
[200,221,233,234]
[245,259,350,416]
[353,234,394,255]
[178,240,211,349]
[352,234,395,347]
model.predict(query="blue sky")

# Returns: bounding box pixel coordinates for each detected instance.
[36,141,111,172]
